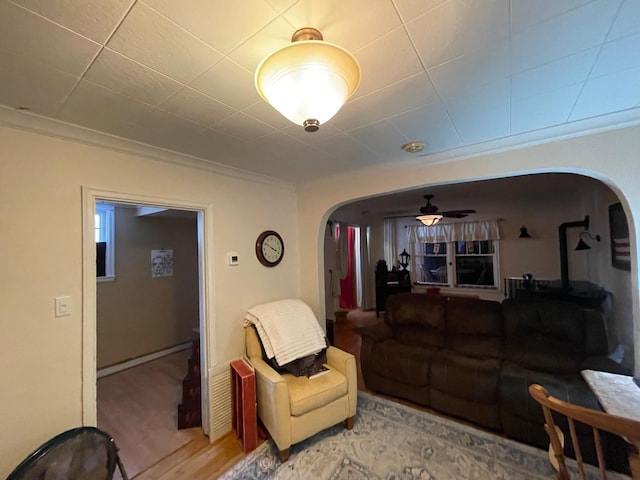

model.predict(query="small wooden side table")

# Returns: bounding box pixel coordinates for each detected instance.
[230,358,257,452]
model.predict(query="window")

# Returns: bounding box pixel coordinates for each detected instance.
[406,219,501,290]
[95,203,115,279]
[412,239,498,288]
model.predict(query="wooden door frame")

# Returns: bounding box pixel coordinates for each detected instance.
[81,186,214,435]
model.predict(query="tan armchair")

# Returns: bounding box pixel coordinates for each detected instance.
[245,326,357,461]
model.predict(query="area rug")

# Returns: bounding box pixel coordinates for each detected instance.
[220,391,630,480]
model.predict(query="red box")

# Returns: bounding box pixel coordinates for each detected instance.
[230,359,257,452]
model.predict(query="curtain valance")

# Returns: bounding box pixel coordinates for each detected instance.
[407,219,501,244]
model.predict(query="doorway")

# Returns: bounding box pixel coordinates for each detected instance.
[81,187,213,476]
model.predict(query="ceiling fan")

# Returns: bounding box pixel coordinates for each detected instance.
[415,194,476,226]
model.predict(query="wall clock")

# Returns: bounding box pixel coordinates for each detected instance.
[255,230,284,267]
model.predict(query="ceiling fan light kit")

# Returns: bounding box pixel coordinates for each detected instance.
[415,194,476,225]
[254,27,361,132]
[417,214,443,226]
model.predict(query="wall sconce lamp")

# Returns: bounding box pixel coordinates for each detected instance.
[519,225,531,238]
[255,27,361,132]
[575,232,601,251]
[399,248,410,271]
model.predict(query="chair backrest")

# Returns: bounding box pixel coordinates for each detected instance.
[7,426,128,480]
[528,383,640,480]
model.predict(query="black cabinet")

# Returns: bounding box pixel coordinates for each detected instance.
[375,265,411,317]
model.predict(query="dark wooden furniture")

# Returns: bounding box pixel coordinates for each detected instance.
[375,266,411,317]
[177,338,202,429]
[230,358,257,453]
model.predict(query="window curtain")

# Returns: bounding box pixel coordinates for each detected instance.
[383,218,397,269]
[407,219,501,244]
[339,227,356,309]
[360,226,375,310]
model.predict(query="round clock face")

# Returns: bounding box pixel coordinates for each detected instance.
[256,230,284,267]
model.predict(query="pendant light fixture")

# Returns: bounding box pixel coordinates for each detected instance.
[254,28,361,132]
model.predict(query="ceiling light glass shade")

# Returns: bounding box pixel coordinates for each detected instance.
[416,214,443,226]
[255,32,361,132]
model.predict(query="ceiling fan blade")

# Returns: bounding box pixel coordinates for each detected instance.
[442,209,476,215]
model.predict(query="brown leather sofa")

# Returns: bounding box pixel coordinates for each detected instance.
[356,293,630,469]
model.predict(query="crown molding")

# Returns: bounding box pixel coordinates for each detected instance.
[0,105,295,191]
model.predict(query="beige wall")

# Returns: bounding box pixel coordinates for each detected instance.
[298,125,640,374]
[0,124,299,476]
[97,207,199,369]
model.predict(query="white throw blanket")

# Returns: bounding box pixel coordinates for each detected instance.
[244,299,327,366]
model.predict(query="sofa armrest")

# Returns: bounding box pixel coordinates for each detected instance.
[353,323,393,342]
[326,346,358,417]
[248,356,292,450]
[581,356,632,375]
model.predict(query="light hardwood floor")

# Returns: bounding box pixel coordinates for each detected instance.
[100,309,379,479]
[97,349,206,478]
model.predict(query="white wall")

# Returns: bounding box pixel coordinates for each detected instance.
[0,125,300,476]
[298,125,640,373]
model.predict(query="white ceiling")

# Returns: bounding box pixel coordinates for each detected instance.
[1,0,639,185]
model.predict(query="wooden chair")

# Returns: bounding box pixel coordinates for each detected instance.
[528,384,640,480]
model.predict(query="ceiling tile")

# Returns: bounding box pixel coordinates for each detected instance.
[511,84,583,134]
[57,80,159,138]
[389,103,462,153]
[590,33,640,78]
[213,112,275,141]
[10,0,133,43]
[141,0,278,54]
[608,0,640,40]
[353,26,423,98]
[228,17,293,72]
[0,50,78,116]
[282,0,401,53]
[332,73,438,131]
[443,79,511,144]
[570,67,640,120]
[106,2,222,84]
[84,48,183,106]
[349,120,412,162]
[242,100,292,130]
[510,0,596,34]
[449,102,510,144]
[511,0,621,73]
[159,87,236,126]
[511,48,598,101]
[393,0,448,21]
[0,1,100,76]
[428,42,510,99]
[189,58,261,110]
[406,0,510,69]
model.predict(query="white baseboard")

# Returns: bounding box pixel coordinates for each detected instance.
[97,342,192,378]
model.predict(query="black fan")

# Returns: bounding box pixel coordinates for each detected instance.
[418,194,476,219]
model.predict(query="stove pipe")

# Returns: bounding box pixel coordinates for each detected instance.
[559,215,590,291]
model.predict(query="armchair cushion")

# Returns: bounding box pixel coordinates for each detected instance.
[284,367,348,416]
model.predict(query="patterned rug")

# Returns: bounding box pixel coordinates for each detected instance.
[220,392,630,480]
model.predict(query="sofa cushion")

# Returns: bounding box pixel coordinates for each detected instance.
[502,299,586,373]
[371,339,438,385]
[445,296,504,358]
[385,293,446,349]
[430,349,502,404]
[283,366,347,416]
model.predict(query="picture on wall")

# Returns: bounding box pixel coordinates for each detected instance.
[608,203,630,271]
[151,249,174,277]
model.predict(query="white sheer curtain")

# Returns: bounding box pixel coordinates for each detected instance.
[407,219,501,243]
[383,218,398,269]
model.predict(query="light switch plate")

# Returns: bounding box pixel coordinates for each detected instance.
[55,296,73,317]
